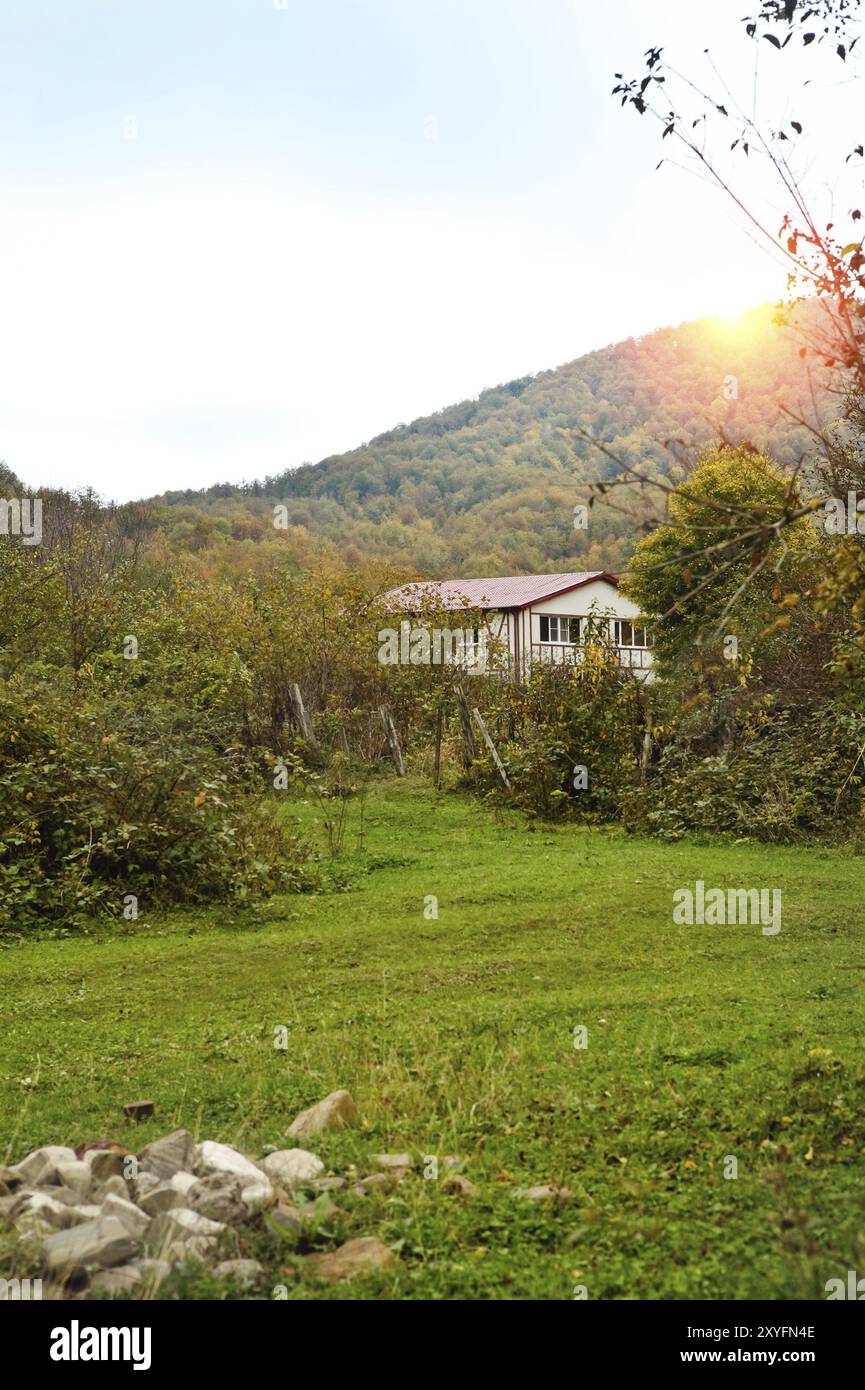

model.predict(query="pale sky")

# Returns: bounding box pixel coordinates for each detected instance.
[0,0,861,500]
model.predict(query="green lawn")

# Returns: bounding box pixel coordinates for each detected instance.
[1,780,863,1300]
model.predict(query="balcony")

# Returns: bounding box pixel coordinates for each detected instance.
[530,642,652,671]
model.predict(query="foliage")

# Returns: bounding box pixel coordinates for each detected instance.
[2,780,864,1300]
[620,447,819,670]
[476,649,645,819]
[624,700,865,842]
[0,675,312,932]
[140,306,829,579]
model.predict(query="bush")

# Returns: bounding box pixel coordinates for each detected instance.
[624,701,865,842]
[0,678,312,931]
[476,649,645,820]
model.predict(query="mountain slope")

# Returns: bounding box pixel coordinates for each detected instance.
[155,303,831,576]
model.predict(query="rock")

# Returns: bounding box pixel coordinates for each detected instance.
[0,1165,24,1195]
[515,1184,573,1205]
[240,1178,273,1212]
[55,1161,92,1201]
[75,1140,129,1162]
[441,1173,477,1197]
[89,1265,143,1295]
[170,1171,199,1198]
[131,1170,161,1199]
[304,1236,396,1283]
[146,1207,225,1252]
[12,1146,77,1187]
[261,1149,325,1189]
[101,1193,151,1236]
[194,1142,273,1212]
[371,1153,414,1171]
[268,1203,301,1234]
[72,1204,103,1221]
[138,1129,195,1181]
[194,1140,264,1183]
[299,1194,338,1226]
[0,1192,23,1226]
[99,1175,130,1200]
[43,1216,138,1273]
[216,1258,263,1286]
[86,1151,126,1183]
[351,1173,391,1197]
[310,1176,348,1193]
[123,1100,154,1121]
[12,1190,91,1232]
[136,1257,172,1289]
[187,1173,247,1225]
[90,1257,171,1296]
[137,1185,183,1217]
[166,1235,216,1264]
[287,1090,357,1140]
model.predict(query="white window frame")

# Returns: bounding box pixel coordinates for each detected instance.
[538,615,582,645]
[611,619,651,649]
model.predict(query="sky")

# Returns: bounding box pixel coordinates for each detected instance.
[0,0,861,501]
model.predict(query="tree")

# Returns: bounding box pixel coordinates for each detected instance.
[620,447,817,674]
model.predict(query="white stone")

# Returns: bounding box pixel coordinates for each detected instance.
[101,1192,151,1236]
[43,1216,138,1272]
[11,1146,77,1187]
[261,1149,325,1189]
[14,1191,88,1232]
[216,1258,263,1286]
[170,1171,199,1197]
[287,1090,358,1140]
[54,1161,92,1200]
[138,1129,196,1180]
[138,1185,182,1217]
[146,1207,225,1253]
[100,1175,130,1200]
[194,1141,273,1211]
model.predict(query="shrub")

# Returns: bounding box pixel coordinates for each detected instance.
[0,678,312,931]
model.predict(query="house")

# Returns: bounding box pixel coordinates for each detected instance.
[384,571,654,679]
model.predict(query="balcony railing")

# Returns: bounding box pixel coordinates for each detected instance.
[530,642,652,670]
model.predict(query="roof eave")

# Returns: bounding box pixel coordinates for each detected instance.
[513,571,619,609]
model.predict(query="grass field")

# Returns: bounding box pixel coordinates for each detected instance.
[1,779,863,1300]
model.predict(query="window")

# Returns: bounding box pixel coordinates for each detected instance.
[539,615,581,644]
[611,619,651,648]
[456,627,483,663]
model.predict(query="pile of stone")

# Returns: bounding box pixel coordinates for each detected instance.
[0,1089,477,1298]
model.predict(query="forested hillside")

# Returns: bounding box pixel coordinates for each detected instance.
[150,302,831,578]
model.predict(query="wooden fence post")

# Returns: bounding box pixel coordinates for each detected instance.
[379,705,405,776]
[453,685,477,769]
[639,705,653,781]
[288,683,319,752]
[472,707,511,789]
[433,702,444,788]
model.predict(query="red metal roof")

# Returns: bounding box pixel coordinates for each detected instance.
[385,572,617,611]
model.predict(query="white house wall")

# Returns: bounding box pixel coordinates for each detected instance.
[528,580,641,629]
[438,581,650,678]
